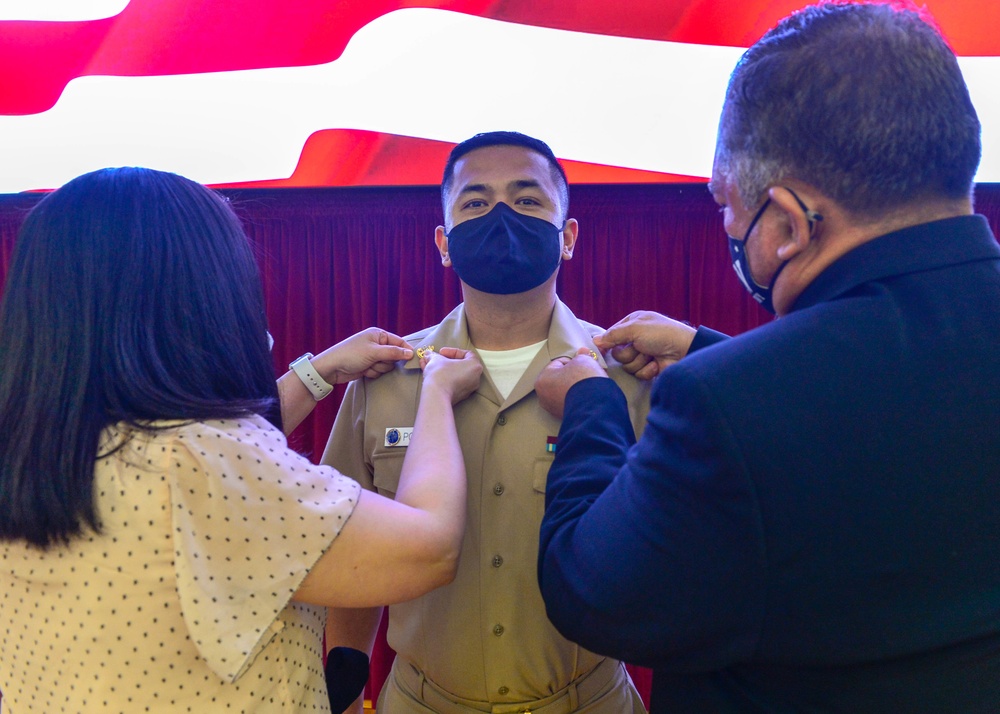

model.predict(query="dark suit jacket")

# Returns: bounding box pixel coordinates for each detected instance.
[538,216,1000,712]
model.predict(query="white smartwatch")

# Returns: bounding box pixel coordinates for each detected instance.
[289,353,334,401]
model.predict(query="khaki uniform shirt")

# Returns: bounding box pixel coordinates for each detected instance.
[322,300,650,707]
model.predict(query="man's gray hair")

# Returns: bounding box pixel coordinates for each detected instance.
[715,2,981,216]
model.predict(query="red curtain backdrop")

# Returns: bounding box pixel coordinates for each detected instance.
[4,183,1000,709]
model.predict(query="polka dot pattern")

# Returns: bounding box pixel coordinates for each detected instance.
[0,415,361,713]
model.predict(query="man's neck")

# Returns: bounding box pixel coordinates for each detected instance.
[774,194,973,315]
[462,282,557,351]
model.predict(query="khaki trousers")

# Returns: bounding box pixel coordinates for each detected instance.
[378,656,647,714]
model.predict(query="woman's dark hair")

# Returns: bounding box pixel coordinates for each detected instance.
[0,167,281,547]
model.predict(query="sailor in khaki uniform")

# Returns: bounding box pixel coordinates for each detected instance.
[323,132,650,714]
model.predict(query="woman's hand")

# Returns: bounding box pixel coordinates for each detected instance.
[279,327,412,435]
[420,347,482,404]
[311,327,413,385]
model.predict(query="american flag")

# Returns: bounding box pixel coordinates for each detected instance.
[1,0,997,192]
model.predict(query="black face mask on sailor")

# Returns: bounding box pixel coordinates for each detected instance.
[445,202,565,295]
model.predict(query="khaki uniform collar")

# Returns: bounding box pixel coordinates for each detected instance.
[404,299,606,409]
[402,303,473,369]
[542,299,608,368]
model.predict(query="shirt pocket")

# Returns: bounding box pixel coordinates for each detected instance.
[371,451,406,497]
[532,455,554,495]
[533,456,554,524]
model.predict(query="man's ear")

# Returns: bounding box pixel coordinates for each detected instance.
[434,226,451,266]
[561,218,579,261]
[770,187,818,261]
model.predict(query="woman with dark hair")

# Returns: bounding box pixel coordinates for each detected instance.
[0,167,481,712]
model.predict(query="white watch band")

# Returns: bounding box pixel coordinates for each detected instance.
[289,352,333,401]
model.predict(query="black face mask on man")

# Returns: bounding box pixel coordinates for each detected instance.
[446,202,564,295]
[728,198,778,312]
[727,188,822,314]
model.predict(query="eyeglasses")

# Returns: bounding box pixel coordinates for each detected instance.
[739,188,823,243]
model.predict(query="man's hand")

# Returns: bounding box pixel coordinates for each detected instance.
[535,347,608,419]
[312,327,414,384]
[594,311,697,380]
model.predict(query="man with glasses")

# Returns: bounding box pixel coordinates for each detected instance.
[534,3,1000,712]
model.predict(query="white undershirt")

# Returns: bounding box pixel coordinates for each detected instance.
[476,340,547,400]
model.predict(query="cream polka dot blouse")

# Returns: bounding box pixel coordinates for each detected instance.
[0,415,361,713]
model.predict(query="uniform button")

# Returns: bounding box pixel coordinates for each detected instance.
[493,624,505,636]
[493,483,504,496]
[497,415,507,426]
[492,555,503,568]
[498,686,509,696]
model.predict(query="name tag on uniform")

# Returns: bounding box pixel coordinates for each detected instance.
[384,427,414,447]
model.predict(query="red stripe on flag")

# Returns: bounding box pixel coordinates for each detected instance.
[212,130,705,189]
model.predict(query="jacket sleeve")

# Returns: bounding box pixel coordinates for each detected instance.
[537,371,765,671]
[689,325,731,354]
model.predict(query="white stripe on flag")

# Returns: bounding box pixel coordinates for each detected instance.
[0,0,129,22]
[1,8,997,190]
